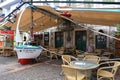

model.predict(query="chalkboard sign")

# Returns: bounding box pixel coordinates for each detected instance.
[95,35,107,49]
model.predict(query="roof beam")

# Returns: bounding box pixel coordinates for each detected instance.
[25,1,120,4]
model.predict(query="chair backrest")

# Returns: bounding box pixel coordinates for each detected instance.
[49,48,58,53]
[58,47,65,55]
[62,65,85,80]
[112,61,120,75]
[83,55,100,64]
[62,65,76,80]
[0,47,5,54]
[75,50,82,55]
[75,50,85,57]
[60,46,65,50]
[94,49,102,53]
[62,55,71,65]
[102,52,112,58]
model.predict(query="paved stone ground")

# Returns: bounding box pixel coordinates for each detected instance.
[0,55,63,80]
[0,54,120,80]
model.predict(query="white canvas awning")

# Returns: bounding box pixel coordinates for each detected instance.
[4,6,120,32]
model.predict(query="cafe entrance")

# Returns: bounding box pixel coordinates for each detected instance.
[75,30,87,51]
[55,31,63,48]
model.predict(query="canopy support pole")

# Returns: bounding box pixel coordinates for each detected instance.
[30,0,34,42]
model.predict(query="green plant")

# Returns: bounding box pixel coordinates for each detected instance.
[117,24,120,31]
[115,24,120,35]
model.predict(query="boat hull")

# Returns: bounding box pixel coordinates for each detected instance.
[14,45,43,64]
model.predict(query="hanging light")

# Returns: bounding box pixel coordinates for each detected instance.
[7,14,17,23]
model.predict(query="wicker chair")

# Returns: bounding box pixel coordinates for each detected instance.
[100,52,113,61]
[57,46,65,56]
[0,47,4,55]
[62,55,78,65]
[62,65,86,80]
[97,61,120,80]
[60,55,78,75]
[10,50,17,56]
[83,55,100,64]
[76,50,84,55]
[49,48,58,60]
[94,49,102,55]
[75,50,85,59]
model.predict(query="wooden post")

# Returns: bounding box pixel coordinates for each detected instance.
[30,0,34,42]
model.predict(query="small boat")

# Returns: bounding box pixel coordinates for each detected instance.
[14,45,43,64]
[14,5,44,65]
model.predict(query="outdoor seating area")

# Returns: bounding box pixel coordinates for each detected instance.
[0,38,119,80]
[31,46,120,80]
[0,52,120,80]
[0,0,120,80]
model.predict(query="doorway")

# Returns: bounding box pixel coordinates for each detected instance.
[55,31,63,48]
[75,30,87,51]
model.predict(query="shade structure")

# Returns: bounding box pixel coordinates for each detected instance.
[5,6,63,32]
[5,6,120,32]
[69,10,120,26]
[38,6,120,26]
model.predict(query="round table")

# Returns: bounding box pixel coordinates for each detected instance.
[70,60,99,69]
[70,60,99,80]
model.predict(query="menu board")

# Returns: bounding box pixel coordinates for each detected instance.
[95,35,107,49]
[44,32,49,46]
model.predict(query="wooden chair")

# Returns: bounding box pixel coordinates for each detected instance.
[57,46,65,56]
[62,65,86,80]
[75,50,84,55]
[83,55,101,76]
[100,52,113,61]
[10,50,17,56]
[61,54,78,75]
[94,49,102,55]
[49,48,58,60]
[40,50,48,57]
[97,61,120,80]
[68,46,76,55]
[83,55,100,64]
[84,52,96,56]
[62,55,78,65]
[2,47,14,56]
[0,47,4,55]
[75,50,85,60]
